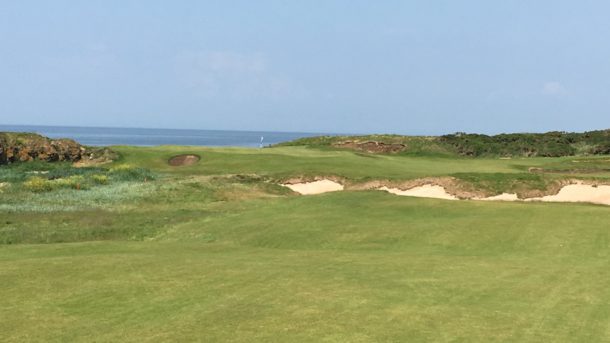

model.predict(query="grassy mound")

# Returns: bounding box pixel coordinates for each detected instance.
[168,154,200,166]
[276,129,610,158]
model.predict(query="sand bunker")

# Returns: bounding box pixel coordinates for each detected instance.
[168,154,200,166]
[280,178,610,206]
[282,180,344,195]
[379,185,458,200]
[475,193,520,201]
[526,183,610,206]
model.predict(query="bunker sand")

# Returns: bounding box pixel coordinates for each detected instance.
[284,179,610,206]
[282,179,344,195]
[379,185,458,200]
[526,183,610,206]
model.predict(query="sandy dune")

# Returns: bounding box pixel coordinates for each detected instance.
[282,180,344,195]
[378,185,458,200]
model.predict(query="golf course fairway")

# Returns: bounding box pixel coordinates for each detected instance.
[2,145,610,342]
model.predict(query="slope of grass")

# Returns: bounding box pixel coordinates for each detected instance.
[1,192,610,342]
[113,145,568,180]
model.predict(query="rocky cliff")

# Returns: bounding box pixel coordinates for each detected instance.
[0,132,116,165]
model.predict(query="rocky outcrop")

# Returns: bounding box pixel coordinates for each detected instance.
[0,132,116,165]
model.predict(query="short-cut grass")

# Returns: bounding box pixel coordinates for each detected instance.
[1,145,610,342]
[113,145,610,180]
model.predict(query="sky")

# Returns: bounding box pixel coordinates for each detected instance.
[1,1,609,135]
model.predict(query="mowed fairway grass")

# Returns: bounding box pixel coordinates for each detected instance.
[1,146,610,342]
[114,145,546,179]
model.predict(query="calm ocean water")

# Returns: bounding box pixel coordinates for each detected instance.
[0,125,333,147]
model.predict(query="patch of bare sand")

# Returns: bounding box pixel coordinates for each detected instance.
[379,185,458,200]
[279,177,610,206]
[526,183,610,205]
[282,180,344,195]
[475,193,520,201]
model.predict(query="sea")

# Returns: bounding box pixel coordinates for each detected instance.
[0,125,334,148]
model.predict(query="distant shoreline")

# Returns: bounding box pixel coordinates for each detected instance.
[0,124,336,147]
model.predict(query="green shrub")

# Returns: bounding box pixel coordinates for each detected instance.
[109,165,155,182]
[91,174,109,185]
[591,143,610,155]
[9,162,154,193]
[109,164,135,172]
[53,175,89,190]
[23,175,95,192]
[23,177,55,192]
[47,165,105,179]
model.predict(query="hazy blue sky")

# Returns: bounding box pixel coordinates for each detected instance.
[1,1,609,134]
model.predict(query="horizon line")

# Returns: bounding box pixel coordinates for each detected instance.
[1,123,609,137]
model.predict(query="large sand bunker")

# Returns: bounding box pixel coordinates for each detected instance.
[526,183,610,206]
[379,185,458,200]
[282,178,610,206]
[282,180,344,195]
[168,154,200,166]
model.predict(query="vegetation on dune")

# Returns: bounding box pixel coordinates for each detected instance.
[277,129,610,158]
[0,160,156,219]
[450,172,563,197]
[276,134,454,156]
[0,160,153,193]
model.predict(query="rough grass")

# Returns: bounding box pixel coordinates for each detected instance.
[451,172,559,195]
[0,181,158,213]
[0,160,154,194]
